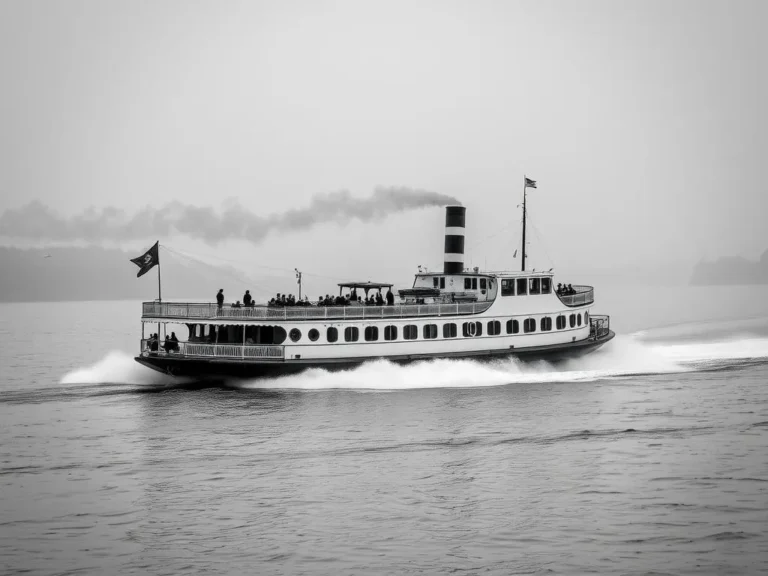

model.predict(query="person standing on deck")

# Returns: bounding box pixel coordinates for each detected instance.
[243,290,252,306]
[386,288,395,306]
[216,289,224,310]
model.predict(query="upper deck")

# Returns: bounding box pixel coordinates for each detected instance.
[142,300,494,323]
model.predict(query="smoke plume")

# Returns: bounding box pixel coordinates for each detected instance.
[0,187,460,245]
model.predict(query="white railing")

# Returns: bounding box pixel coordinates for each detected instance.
[142,301,492,321]
[141,339,284,360]
[556,286,594,307]
[589,315,610,340]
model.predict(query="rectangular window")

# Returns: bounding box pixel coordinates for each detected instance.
[506,319,519,334]
[516,278,527,296]
[541,277,551,294]
[345,327,359,342]
[524,319,536,333]
[541,317,552,331]
[440,277,446,289]
[384,325,398,341]
[569,314,576,328]
[433,277,439,288]
[501,279,514,296]
[443,323,457,338]
[404,325,418,340]
[423,324,438,339]
[472,278,478,290]
[464,278,471,290]
[480,278,487,290]
[364,326,379,341]
[462,321,482,337]
[487,320,501,335]
[327,327,338,342]
[529,278,541,295]
[556,316,566,330]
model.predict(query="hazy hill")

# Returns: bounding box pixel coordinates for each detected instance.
[0,246,258,303]
[690,249,768,285]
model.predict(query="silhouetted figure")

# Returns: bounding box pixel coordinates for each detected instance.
[386,288,395,306]
[150,333,159,352]
[567,284,574,295]
[376,292,384,306]
[243,290,252,306]
[557,283,563,294]
[170,332,179,352]
[232,301,242,308]
[216,289,224,309]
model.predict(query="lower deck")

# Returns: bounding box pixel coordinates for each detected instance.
[136,328,615,379]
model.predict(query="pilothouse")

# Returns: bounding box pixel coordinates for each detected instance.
[136,189,614,379]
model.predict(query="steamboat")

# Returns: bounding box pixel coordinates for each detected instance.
[135,192,614,379]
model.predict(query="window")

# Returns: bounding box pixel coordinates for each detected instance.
[464,278,471,290]
[541,277,551,294]
[345,327,359,342]
[440,277,446,289]
[433,277,439,288]
[569,314,576,328]
[506,319,519,334]
[462,321,483,337]
[501,279,514,296]
[541,317,552,331]
[327,327,338,343]
[423,324,438,339]
[480,278,487,290]
[404,325,418,340]
[516,278,527,295]
[556,316,566,330]
[308,328,320,342]
[577,313,582,327]
[524,318,536,333]
[472,278,478,290]
[289,328,302,342]
[384,326,398,341]
[487,320,501,335]
[585,312,589,325]
[443,323,457,338]
[364,326,379,341]
[529,278,541,295]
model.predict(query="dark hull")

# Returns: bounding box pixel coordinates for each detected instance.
[135,331,615,380]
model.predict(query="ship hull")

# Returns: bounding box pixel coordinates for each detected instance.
[134,330,615,380]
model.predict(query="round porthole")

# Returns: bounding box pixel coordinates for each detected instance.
[289,328,302,342]
[308,328,319,342]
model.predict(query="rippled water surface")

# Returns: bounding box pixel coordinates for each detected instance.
[1,292,768,575]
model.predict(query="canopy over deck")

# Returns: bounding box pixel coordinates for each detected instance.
[338,281,393,291]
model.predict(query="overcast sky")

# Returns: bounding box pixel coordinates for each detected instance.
[1,0,766,292]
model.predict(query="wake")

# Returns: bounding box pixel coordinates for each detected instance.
[60,328,768,390]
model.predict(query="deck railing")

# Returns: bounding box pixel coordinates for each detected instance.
[142,301,493,322]
[589,315,610,341]
[556,286,594,307]
[141,339,284,360]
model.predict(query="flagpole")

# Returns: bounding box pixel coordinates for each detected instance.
[157,242,162,341]
[521,176,527,272]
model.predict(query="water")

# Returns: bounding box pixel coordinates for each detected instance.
[1,286,768,575]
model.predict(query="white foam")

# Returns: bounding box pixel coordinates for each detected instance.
[60,351,175,385]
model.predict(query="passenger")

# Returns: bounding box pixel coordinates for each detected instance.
[567,284,574,295]
[232,300,241,308]
[216,289,224,309]
[170,332,179,352]
[351,288,358,301]
[376,292,384,306]
[281,295,287,306]
[150,334,159,352]
[557,283,563,294]
[163,335,172,352]
[243,290,252,306]
[386,288,395,306]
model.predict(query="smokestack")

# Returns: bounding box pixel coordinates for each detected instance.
[444,206,466,274]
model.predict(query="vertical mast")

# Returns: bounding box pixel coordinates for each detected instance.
[521,176,527,272]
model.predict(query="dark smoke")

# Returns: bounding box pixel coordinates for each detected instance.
[0,187,461,244]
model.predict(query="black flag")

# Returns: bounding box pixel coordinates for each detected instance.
[524,177,537,189]
[130,241,160,278]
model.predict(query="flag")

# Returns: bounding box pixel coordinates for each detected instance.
[130,241,160,278]
[525,177,537,189]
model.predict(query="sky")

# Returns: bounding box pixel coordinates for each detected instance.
[1,0,766,294]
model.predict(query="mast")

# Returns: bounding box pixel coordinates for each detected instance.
[521,176,527,272]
